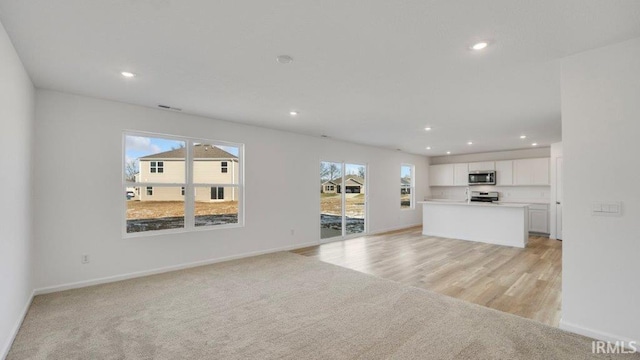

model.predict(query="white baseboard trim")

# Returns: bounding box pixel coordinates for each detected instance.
[34,241,318,296]
[369,223,422,236]
[1,290,35,360]
[559,318,639,348]
[33,224,424,296]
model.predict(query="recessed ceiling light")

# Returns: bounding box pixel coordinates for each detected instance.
[426,146,432,150]
[532,143,538,146]
[446,151,451,155]
[121,71,136,78]
[520,135,527,139]
[424,127,432,131]
[470,42,488,50]
[467,141,473,145]
[276,55,293,64]
[289,111,298,116]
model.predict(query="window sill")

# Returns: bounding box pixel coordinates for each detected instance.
[123,222,244,239]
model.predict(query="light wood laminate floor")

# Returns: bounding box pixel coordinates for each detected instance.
[292,226,562,327]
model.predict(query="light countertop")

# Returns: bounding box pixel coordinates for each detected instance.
[418,200,529,208]
[497,200,550,205]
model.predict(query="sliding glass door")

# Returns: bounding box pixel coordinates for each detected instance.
[320,161,366,241]
[344,163,366,236]
[320,161,343,240]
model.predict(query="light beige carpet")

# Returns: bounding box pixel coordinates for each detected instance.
[7,252,637,359]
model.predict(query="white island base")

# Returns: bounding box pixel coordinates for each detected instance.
[419,201,529,248]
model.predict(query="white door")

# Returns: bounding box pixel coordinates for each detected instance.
[556,157,563,240]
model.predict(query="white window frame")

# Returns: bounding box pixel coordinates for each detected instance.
[320,161,368,243]
[123,131,244,238]
[401,163,415,210]
[221,161,228,173]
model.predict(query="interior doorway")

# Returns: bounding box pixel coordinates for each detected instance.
[555,157,563,240]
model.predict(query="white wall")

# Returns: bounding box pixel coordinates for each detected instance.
[33,90,429,291]
[561,37,640,344]
[0,21,35,359]
[429,147,550,165]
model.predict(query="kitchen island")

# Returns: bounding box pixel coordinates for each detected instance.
[418,201,529,248]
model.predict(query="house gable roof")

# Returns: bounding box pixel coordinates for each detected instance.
[140,144,238,160]
[344,175,364,185]
[322,175,364,186]
[322,180,338,186]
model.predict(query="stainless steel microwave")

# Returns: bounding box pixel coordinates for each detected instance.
[468,170,496,185]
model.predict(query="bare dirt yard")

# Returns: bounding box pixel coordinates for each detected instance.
[320,193,365,218]
[127,200,238,220]
[401,193,411,208]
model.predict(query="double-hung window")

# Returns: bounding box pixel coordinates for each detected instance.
[124,132,243,236]
[401,164,415,209]
[150,161,164,173]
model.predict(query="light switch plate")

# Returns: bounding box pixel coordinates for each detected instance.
[592,201,623,217]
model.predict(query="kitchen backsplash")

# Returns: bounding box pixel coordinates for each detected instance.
[428,186,551,203]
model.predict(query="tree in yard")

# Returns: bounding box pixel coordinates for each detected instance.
[320,162,340,182]
[357,166,365,178]
[125,160,138,182]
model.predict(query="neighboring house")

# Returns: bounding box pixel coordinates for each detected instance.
[344,175,365,193]
[321,180,339,194]
[135,144,239,202]
[401,177,411,194]
[321,175,365,194]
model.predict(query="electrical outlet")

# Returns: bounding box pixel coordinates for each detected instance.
[81,254,90,264]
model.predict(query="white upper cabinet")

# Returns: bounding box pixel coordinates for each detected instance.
[468,161,495,171]
[513,158,550,185]
[429,163,468,186]
[495,160,514,186]
[429,164,454,186]
[430,158,550,187]
[453,163,469,186]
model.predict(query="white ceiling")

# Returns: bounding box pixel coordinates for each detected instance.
[2,1,640,155]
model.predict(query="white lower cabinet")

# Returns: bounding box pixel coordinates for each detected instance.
[528,204,549,233]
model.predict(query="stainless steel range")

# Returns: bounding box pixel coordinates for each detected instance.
[470,191,499,202]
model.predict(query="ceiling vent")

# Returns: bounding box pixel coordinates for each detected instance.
[158,104,182,111]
